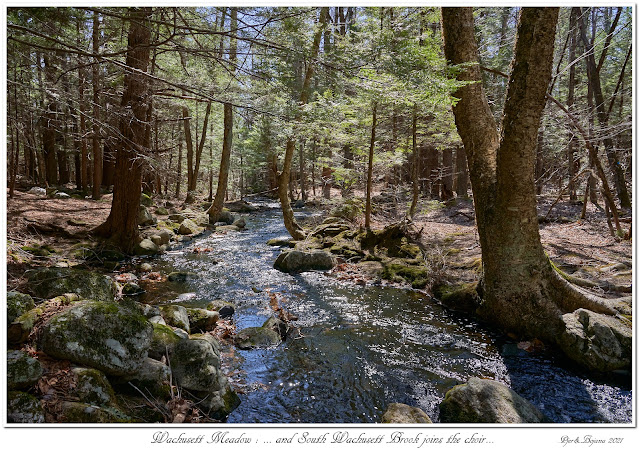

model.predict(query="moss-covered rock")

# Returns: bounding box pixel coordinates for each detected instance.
[140,192,153,207]
[8,293,82,345]
[21,244,51,257]
[432,282,480,313]
[178,218,202,235]
[187,308,219,332]
[217,208,235,225]
[27,267,116,302]
[169,339,221,391]
[439,377,545,423]
[7,391,45,423]
[262,316,288,339]
[148,323,182,360]
[7,291,35,324]
[381,263,428,289]
[40,300,153,376]
[192,376,241,421]
[138,205,155,226]
[7,350,43,390]
[155,206,169,216]
[159,305,190,333]
[72,367,118,407]
[59,401,131,423]
[113,357,171,400]
[235,326,282,349]
[122,282,144,296]
[381,403,432,423]
[266,237,295,247]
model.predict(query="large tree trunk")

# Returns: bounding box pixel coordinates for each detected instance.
[364,102,377,229]
[208,7,237,222]
[94,7,152,253]
[278,7,329,240]
[42,54,58,186]
[454,145,468,197]
[566,7,578,201]
[441,7,628,372]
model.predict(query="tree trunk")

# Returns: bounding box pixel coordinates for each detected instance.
[441,8,624,370]
[278,7,329,240]
[566,7,578,201]
[365,102,377,229]
[182,106,195,197]
[454,145,469,197]
[91,11,102,199]
[176,128,183,199]
[408,106,419,217]
[94,7,152,253]
[42,54,58,186]
[441,147,454,200]
[208,7,237,222]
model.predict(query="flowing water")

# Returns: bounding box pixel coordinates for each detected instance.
[141,203,632,424]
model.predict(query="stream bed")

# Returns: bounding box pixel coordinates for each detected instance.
[140,204,632,424]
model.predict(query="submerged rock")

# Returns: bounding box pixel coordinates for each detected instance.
[27,267,116,302]
[381,403,432,423]
[7,391,45,423]
[40,300,153,376]
[439,377,545,423]
[274,250,335,273]
[167,271,199,282]
[558,308,632,372]
[7,350,43,391]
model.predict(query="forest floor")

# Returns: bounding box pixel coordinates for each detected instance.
[5,186,633,298]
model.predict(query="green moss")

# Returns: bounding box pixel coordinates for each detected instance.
[433,282,480,313]
[382,263,429,287]
[21,245,50,257]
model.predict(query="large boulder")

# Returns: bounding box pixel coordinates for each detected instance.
[159,305,190,334]
[439,377,545,423]
[217,209,235,225]
[169,339,222,392]
[7,291,35,324]
[225,200,257,213]
[7,391,45,423]
[7,350,43,391]
[27,268,116,302]
[114,357,171,400]
[381,403,432,423]
[558,309,632,372]
[58,401,131,423]
[273,250,335,273]
[140,192,153,207]
[40,300,153,376]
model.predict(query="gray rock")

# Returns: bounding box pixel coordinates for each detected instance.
[225,200,257,213]
[155,206,169,216]
[207,300,235,319]
[28,186,47,196]
[172,328,189,340]
[27,267,116,302]
[169,339,222,391]
[138,205,155,226]
[274,250,335,273]
[122,282,144,296]
[40,300,153,376]
[217,209,235,225]
[135,238,160,256]
[7,391,45,423]
[7,350,43,390]
[191,376,240,421]
[135,303,160,319]
[235,326,282,349]
[266,237,295,247]
[293,199,305,208]
[187,308,219,332]
[168,213,185,223]
[158,228,174,245]
[439,377,545,423]
[558,309,632,372]
[149,315,166,325]
[381,403,432,423]
[71,367,117,407]
[178,218,201,235]
[115,357,171,399]
[159,305,190,333]
[150,234,163,246]
[148,323,182,360]
[263,316,288,339]
[54,191,71,199]
[7,291,35,324]
[139,262,153,273]
[232,217,246,229]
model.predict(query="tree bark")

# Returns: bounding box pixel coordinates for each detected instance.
[442,6,590,342]
[566,7,578,201]
[91,11,102,199]
[278,7,329,240]
[208,7,237,222]
[42,54,58,186]
[454,145,468,197]
[365,102,377,229]
[94,7,152,253]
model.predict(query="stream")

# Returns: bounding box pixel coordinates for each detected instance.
[140,202,632,424]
